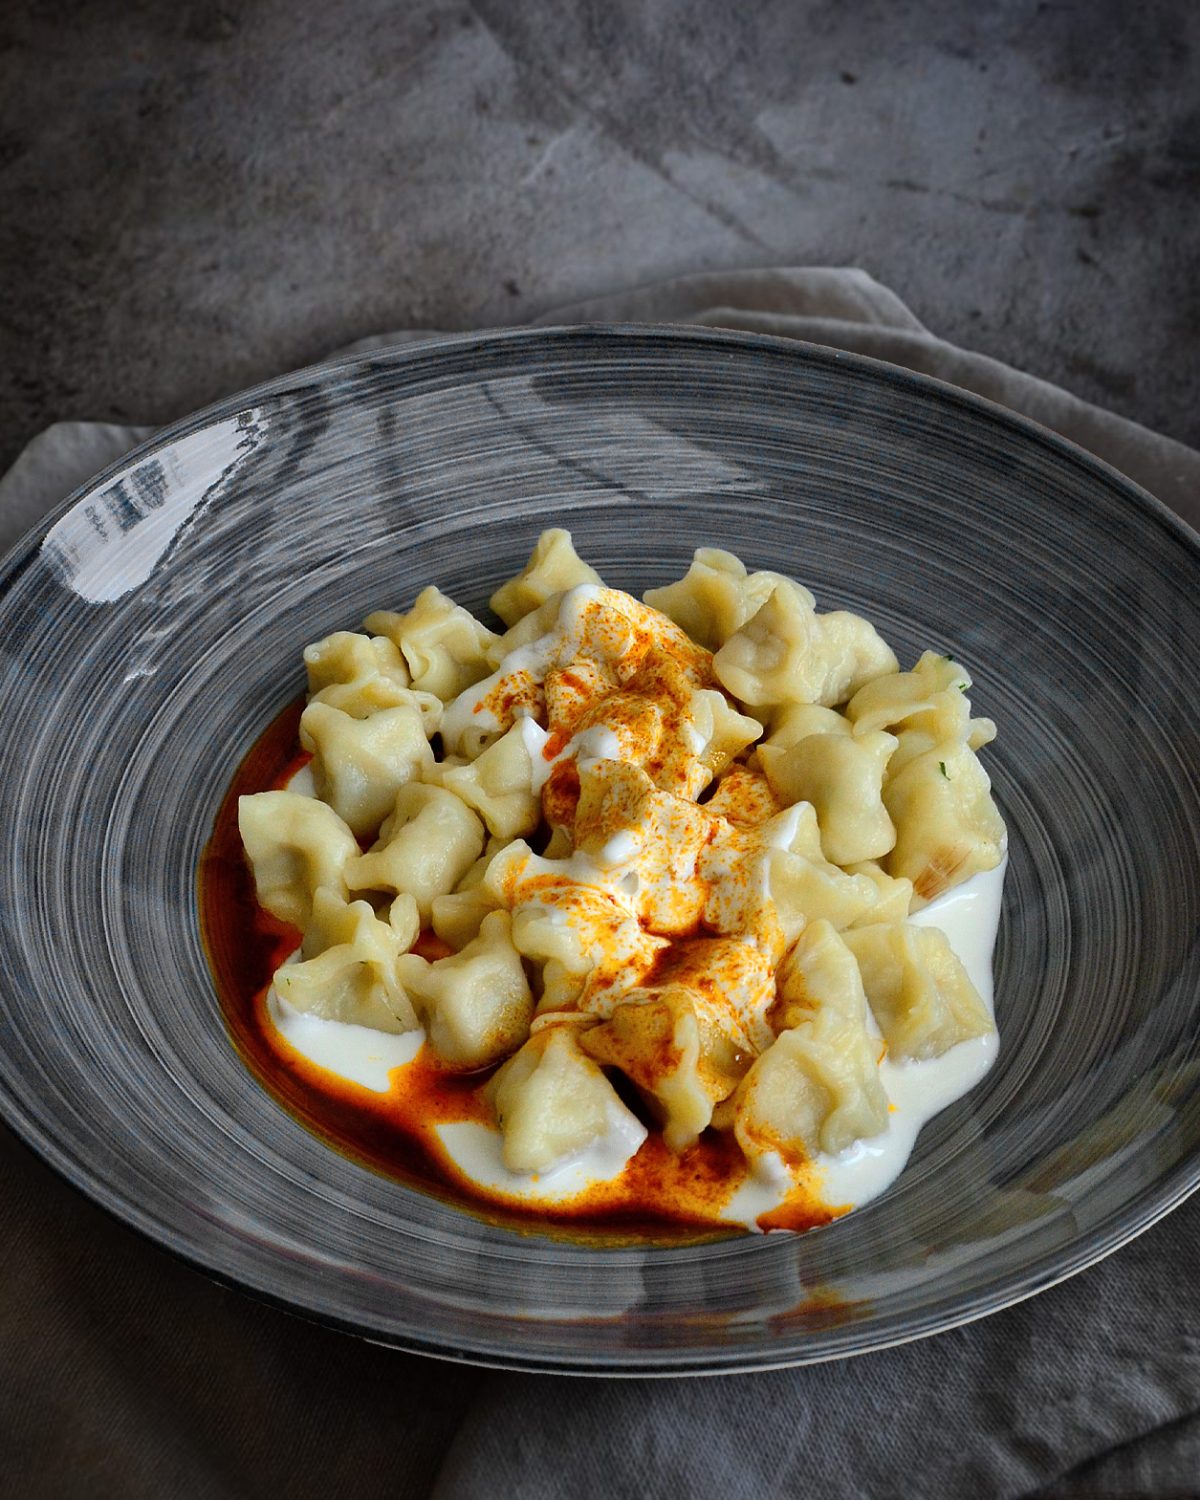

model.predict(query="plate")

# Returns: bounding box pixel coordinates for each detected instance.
[1,326,1198,1374]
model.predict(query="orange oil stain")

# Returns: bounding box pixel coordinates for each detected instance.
[198,698,835,1243]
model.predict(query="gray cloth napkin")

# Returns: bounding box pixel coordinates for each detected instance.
[2,269,1198,1499]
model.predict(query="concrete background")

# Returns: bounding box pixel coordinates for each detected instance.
[1,0,1197,474]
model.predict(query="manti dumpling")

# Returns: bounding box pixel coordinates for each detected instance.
[503,872,669,1014]
[489,528,603,627]
[643,547,815,652]
[712,802,881,940]
[347,782,484,920]
[757,706,898,866]
[365,585,498,702]
[238,790,359,927]
[844,921,994,1061]
[846,649,978,740]
[487,1020,646,1173]
[429,846,502,951]
[713,586,898,712]
[689,688,763,780]
[397,909,532,1068]
[735,920,888,1159]
[439,722,542,841]
[299,700,432,838]
[883,740,1005,905]
[579,977,759,1151]
[845,861,914,926]
[304,630,411,695]
[703,764,780,826]
[273,888,420,1034]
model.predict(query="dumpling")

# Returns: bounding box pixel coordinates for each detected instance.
[273,888,420,1033]
[514,883,670,1015]
[761,702,848,751]
[764,847,880,938]
[543,657,621,738]
[299,883,419,959]
[303,631,410,695]
[843,921,994,1061]
[310,676,444,732]
[487,836,670,1013]
[299,700,432,838]
[650,935,777,1050]
[397,909,533,1069]
[734,920,887,1159]
[304,631,441,733]
[689,688,763,780]
[346,782,485,919]
[643,547,816,651]
[579,981,756,1152]
[848,651,997,789]
[697,801,877,946]
[489,529,603,627]
[570,758,713,934]
[487,1022,646,1174]
[846,649,971,738]
[758,720,898,865]
[772,917,874,1030]
[482,592,564,671]
[713,587,897,711]
[440,721,542,841]
[238,790,358,928]
[365,586,498,702]
[883,741,1005,904]
[711,587,823,708]
[734,1020,888,1162]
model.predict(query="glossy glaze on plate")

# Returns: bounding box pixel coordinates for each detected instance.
[0,326,1197,1373]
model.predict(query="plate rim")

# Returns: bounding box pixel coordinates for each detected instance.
[1,321,1198,1373]
[2,320,1197,585]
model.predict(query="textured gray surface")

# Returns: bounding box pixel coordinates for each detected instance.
[2,0,1199,477]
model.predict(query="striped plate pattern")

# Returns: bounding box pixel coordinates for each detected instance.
[0,326,1197,1373]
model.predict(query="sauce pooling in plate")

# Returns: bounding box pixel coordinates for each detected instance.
[199,699,837,1238]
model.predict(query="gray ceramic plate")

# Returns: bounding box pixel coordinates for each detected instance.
[1,326,1198,1374]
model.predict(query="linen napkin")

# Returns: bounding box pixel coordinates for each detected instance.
[2,269,1198,1500]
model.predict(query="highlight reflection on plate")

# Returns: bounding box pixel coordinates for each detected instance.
[0,326,1198,1373]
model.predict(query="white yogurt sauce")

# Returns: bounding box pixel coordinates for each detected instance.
[267,982,424,1091]
[436,1102,648,1207]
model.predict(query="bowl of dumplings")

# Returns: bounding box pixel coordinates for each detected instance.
[0,325,1197,1374]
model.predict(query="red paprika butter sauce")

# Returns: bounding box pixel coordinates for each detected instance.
[199,698,842,1243]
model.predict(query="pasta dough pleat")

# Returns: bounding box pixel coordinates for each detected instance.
[346,782,485,919]
[713,587,898,712]
[299,700,432,839]
[844,921,994,1061]
[366,586,499,702]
